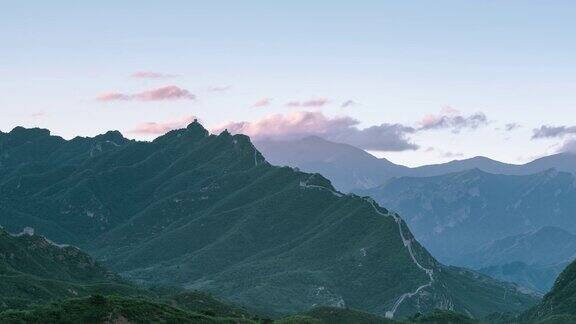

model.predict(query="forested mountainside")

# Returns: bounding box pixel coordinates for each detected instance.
[1,228,573,324]
[518,259,576,323]
[0,228,515,323]
[0,123,537,318]
[0,227,140,311]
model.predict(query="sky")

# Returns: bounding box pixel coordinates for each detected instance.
[1,1,576,166]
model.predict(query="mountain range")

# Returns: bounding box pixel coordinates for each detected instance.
[256,136,576,192]
[358,169,576,293]
[258,136,576,295]
[463,226,576,293]
[0,123,538,319]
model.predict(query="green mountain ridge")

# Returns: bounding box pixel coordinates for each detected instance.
[4,196,576,322]
[0,232,491,324]
[0,227,142,311]
[0,123,537,318]
[521,259,576,322]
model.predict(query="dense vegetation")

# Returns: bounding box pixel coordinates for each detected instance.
[0,228,143,311]
[0,295,258,324]
[0,295,487,324]
[0,123,538,318]
[521,260,576,323]
[8,293,576,324]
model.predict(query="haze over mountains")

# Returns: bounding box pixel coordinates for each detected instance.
[462,226,576,293]
[361,169,576,292]
[256,136,576,193]
[0,123,538,319]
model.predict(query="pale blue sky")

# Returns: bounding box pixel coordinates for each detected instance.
[1,1,575,166]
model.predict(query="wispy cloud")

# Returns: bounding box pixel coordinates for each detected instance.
[208,85,232,92]
[130,115,199,135]
[341,100,359,108]
[532,125,576,139]
[31,111,47,118]
[97,92,132,101]
[135,86,195,101]
[504,123,521,131]
[251,97,272,108]
[286,98,330,108]
[212,111,418,151]
[131,71,177,79]
[418,107,488,133]
[97,86,196,102]
[440,151,464,159]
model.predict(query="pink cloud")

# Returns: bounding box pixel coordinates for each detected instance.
[212,111,418,151]
[134,86,195,101]
[251,97,272,108]
[131,115,199,135]
[31,111,47,118]
[97,92,132,102]
[96,86,195,102]
[286,98,330,107]
[213,111,355,139]
[131,71,176,79]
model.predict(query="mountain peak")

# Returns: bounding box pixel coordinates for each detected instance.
[8,126,51,139]
[93,130,127,144]
[219,129,231,137]
[186,119,209,138]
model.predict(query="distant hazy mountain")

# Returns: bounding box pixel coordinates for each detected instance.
[408,156,522,177]
[461,226,576,293]
[409,153,576,177]
[461,227,576,269]
[255,136,409,192]
[0,124,537,318]
[359,169,576,264]
[256,136,576,192]
[479,261,569,294]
